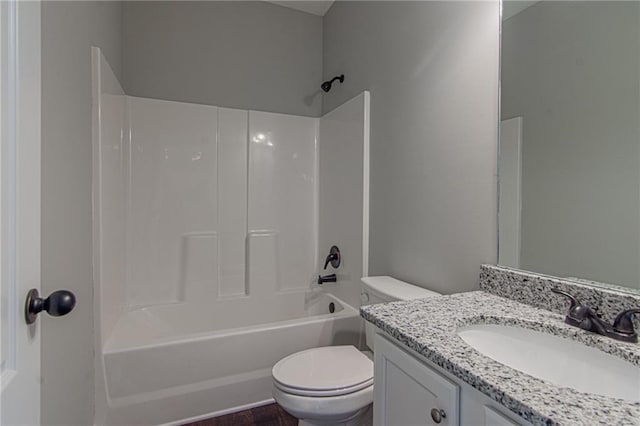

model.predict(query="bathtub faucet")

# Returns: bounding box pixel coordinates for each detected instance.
[318,274,337,284]
[323,246,341,270]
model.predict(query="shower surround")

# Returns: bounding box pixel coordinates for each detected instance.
[91,49,369,425]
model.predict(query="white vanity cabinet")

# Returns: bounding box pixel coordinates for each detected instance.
[374,333,529,426]
[374,333,460,425]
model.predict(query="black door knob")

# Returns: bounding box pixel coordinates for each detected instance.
[25,289,76,324]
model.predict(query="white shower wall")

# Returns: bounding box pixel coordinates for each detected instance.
[125,103,318,309]
[95,53,320,332]
[127,98,220,306]
[92,48,127,344]
[248,112,319,294]
[318,92,370,308]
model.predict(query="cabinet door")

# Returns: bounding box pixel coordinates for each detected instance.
[374,334,460,426]
[484,406,520,426]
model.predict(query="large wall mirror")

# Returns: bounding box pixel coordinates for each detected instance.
[499,1,639,292]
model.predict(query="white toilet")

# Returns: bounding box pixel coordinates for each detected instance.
[272,276,441,426]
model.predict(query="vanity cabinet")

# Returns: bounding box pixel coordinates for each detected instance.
[374,333,528,426]
[374,333,459,425]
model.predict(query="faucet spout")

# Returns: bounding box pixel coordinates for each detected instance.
[317,274,337,284]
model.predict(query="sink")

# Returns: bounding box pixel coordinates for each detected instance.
[457,324,640,402]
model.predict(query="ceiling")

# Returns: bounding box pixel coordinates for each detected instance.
[265,1,335,16]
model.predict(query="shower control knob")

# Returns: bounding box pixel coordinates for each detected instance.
[25,289,76,324]
[323,245,341,269]
[430,408,446,424]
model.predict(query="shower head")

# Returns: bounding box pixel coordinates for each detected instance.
[321,74,344,93]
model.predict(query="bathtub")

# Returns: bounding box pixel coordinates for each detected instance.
[100,291,362,425]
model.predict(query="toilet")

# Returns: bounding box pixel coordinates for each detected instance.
[272,276,441,426]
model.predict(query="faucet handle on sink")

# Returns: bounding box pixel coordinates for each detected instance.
[612,308,640,335]
[551,288,594,330]
[551,288,579,308]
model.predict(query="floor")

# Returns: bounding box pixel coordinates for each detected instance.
[183,404,297,426]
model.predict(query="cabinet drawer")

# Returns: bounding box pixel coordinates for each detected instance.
[374,334,460,426]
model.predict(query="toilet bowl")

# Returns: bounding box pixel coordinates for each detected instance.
[272,276,441,426]
[272,346,373,426]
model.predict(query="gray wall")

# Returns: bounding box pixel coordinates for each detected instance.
[122,1,323,117]
[323,1,500,294]
[502,2,640,288]
[41,2,122,424]
[40,3,502,423]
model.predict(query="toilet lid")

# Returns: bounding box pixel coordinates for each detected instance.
[272,346,373,396]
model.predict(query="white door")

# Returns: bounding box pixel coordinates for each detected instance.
[1,1,42,425]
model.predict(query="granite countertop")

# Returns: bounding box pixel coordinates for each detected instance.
[360,291,640,426]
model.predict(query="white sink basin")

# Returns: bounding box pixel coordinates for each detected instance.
[457,324,640,402]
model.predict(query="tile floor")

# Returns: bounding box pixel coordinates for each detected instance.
[182,403,297,426]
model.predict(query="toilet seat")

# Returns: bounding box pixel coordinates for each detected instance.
[273,377,374,397]
[272,382,374,422]
[272,346,373,397]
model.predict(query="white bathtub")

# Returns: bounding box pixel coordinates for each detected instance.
[100,292,362,425]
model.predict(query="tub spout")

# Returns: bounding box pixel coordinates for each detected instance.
[317,274,337,284]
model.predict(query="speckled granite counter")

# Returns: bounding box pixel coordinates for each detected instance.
[361,291,640,426]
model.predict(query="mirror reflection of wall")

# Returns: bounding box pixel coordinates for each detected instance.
[499,1,640,290]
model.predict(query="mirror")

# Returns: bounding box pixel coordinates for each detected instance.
[499,1,640,292]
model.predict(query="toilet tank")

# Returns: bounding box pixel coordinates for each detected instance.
[360,276,441,351]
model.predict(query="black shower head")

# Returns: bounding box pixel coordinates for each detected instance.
[320,81,332,92]
[321,74,344,93]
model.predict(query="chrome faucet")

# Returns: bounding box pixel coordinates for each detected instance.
[551,288,640,343]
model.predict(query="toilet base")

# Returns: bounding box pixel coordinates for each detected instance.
[298,404,372,426]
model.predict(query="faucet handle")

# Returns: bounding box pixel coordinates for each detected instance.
[323,253,337,270]
[551,288,595,328]
[613,308,640,334]
[323,245,341,270]
[551,288,580,310]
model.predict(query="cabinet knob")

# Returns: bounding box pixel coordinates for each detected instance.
[430,408,446,424]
